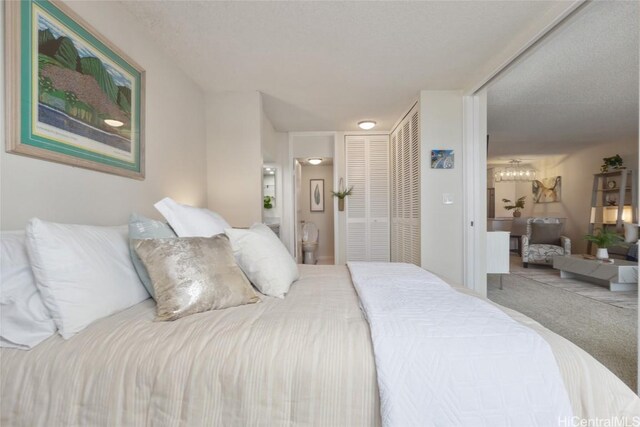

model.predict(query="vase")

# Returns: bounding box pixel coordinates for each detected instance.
[338,198,345,212]
[596,248,609,260]
[513,211,521,218]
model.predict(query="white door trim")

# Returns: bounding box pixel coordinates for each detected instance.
[462,90,488,296]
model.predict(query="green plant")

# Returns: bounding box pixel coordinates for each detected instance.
[502,196,526,213]
[332,186,353,199]
[600,154,624,173]
[263,196,273,209]
[583,228,623,249]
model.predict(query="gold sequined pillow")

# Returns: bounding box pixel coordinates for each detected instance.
[133,235,259,321]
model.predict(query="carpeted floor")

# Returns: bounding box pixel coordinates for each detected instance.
[488,271,637,391]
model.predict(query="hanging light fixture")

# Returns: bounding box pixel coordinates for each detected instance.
[494,160,536,182]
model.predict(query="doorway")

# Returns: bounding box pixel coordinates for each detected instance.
[294,157,335,265]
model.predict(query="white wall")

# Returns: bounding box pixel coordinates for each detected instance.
[517,140,638,253]
[419,91,464,285]
[291,135,334,159]
[0,1,207,230]
[205,91,263,227]
[300,165,334,261]
[261,109,287,226]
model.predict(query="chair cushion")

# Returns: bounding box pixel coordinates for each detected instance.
[530,222,563,245]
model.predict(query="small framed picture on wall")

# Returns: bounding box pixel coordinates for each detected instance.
[310,179,325,212]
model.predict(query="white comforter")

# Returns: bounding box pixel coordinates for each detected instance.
[348,262,573,427]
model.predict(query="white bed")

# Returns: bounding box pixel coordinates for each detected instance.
[2,265,639,426]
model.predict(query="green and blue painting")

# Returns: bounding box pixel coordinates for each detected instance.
[35,9,134,153]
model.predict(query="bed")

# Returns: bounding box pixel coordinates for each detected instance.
[2,264,639,426]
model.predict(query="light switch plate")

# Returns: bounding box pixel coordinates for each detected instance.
[443,193,454,205]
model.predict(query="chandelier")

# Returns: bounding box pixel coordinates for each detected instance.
[494,160,536,182]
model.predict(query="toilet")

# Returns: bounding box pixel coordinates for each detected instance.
[301,222,319,265]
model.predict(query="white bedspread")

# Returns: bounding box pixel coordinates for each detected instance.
[348,262,573,427]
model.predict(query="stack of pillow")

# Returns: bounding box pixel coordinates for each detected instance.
[1,197,299,350]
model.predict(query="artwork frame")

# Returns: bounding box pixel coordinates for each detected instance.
[431,149,454,169]
[532,176,562,203]
[310,179,324,212]
[4,0,146,179]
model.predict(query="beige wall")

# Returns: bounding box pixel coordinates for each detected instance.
[205,91,263,227]
[300,165,334,261]
[419,91,464,285]
[0,1,207,230]
[515,141,638,254]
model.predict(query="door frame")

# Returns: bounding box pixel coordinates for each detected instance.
[461,0,587,297]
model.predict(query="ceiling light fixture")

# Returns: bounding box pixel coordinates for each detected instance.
[104,119,124,128]
[358,120,376,130]
[494,160,536,182]
[308,158,322,165]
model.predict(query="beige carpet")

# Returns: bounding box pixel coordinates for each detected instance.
[488,272,637,390]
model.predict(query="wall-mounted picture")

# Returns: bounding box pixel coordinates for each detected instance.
[5,0,145,179]
[431,149,454,169]
[310,179,325,212]
[532,176,561,203]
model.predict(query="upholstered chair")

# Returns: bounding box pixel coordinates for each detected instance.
[521,217,571,267]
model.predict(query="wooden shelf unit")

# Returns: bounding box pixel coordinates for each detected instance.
[587,169,638,253]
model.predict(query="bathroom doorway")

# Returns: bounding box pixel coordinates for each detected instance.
[294,157,335,265]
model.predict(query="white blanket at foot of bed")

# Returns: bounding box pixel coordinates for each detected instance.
[348,262,573,427]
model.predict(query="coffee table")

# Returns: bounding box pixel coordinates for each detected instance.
[553,255,638,292]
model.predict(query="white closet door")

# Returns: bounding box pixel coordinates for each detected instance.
[368,136,390,261]
[409,108,421,266]
[390,103,420,265]
[390,133,399,262]
[346,137,367,261]
[346,135,390,262]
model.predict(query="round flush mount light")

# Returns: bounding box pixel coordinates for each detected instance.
[104,119,124,128]
[358,120,376,130]
[308,158,322,165]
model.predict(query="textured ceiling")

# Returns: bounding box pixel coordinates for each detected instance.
[119,1,562,131]
[488,1,639,161]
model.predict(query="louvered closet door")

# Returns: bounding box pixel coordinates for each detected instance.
[346,135,390,262]
[346,137,367,261]
[390,104,420,265]
[368,136,390,261]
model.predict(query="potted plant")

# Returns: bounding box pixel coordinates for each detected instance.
[502,196,526,217]
[263,196,273,209]
[332,178,353,212]
[584,228,623,260]
[600,154,624,173]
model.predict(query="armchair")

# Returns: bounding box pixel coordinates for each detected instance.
[521,217,571,267]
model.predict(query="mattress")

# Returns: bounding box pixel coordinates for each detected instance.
[2,265,639,426]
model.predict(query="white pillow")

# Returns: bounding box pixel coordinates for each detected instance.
[225,223,299,298]
[154,197,230,237]
[0,231,56,349]
[25,219,149,339]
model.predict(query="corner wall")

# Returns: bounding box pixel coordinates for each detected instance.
[0,1,208,230]
[205,91,263,227]
[419,91,464,284]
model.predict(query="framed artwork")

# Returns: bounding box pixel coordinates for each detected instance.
[532,176,561,203]
[4,0,145,179]
[431,149,454,169]
[310,179,324,212]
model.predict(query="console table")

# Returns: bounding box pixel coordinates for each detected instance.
[553,255,638,292]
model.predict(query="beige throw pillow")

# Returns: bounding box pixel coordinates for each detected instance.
[133,235,259,321]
